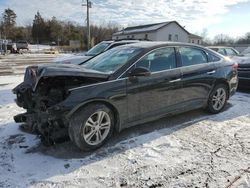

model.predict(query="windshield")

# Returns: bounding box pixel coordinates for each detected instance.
[82,47,142,73]
[85,42,111,56]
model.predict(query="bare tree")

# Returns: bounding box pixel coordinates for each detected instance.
[1,8,17,38]
[213,34,234,45]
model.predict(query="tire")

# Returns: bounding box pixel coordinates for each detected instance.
[68,103,115,151]
[207,84,228,114]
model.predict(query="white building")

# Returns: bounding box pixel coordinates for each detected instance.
[112,21,202,44]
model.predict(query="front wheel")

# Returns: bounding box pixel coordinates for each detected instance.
[207,84,228,114]
[68,103,115,151]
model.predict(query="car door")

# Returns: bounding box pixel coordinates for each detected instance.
[178,47,216,108]
[124,47,183,125]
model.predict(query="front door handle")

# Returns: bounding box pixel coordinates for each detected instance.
[169,78,182,83]
[207,70,216,75]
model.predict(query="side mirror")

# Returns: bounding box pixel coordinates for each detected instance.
[129,67,151,77]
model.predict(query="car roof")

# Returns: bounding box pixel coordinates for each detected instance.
[120,41,205,49]
[207,46,234,49]
[101,40,141,44]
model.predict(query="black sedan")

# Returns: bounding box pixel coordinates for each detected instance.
[13,42,238,151]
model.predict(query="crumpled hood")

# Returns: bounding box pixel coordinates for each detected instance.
[27,63,109,79]
[23,63,109,91]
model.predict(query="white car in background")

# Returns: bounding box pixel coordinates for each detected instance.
[208,46,250,64]
[242,46,250,56]
[208,46,240,57]
[208,46,250,88]
[54,40,140,65]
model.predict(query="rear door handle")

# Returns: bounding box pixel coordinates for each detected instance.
[207,70,216,75]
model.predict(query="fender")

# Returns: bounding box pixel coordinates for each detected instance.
[66,98,122,132]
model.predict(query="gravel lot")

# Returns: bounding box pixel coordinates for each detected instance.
[0,54,249,188]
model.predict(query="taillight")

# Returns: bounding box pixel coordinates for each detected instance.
[232,63,238,71]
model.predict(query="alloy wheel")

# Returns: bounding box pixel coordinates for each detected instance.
[83,111,111,146]
[212,88,226,111]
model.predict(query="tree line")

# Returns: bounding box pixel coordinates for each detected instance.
[0,8,249,49]
[0,8,119,49]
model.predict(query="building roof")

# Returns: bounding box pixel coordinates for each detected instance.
[113,21,202,39]
[113,21,191,36]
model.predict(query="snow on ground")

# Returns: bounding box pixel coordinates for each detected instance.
[0,74,250,188]
[28,44,53,53]
[0,54,61,75]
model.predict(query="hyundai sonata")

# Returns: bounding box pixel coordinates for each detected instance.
[13,42,238,151]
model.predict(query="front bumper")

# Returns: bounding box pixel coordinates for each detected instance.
[13,81,72,143]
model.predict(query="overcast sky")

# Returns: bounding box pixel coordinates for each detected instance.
[0,0,250,39]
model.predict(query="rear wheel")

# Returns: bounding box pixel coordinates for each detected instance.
[207,84,228,113]
[68,103,114,151]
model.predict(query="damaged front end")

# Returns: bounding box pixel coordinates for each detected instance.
[13,64,108,145]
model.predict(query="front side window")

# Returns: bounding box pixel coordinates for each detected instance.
[179,47,208,66]
[82,47,142,73]
[135,47,176,72]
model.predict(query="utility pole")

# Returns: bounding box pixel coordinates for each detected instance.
[82,0,92,50]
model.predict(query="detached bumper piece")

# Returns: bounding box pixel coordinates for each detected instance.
[14,112,39,133]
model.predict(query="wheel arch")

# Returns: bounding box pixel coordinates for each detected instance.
[67,99,121,132]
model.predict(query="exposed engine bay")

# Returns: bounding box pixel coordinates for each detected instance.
[13,65,108,145]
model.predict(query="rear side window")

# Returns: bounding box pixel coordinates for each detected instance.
[136,47,176,72]
[208,53,221,62]
[179,47,208,67]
